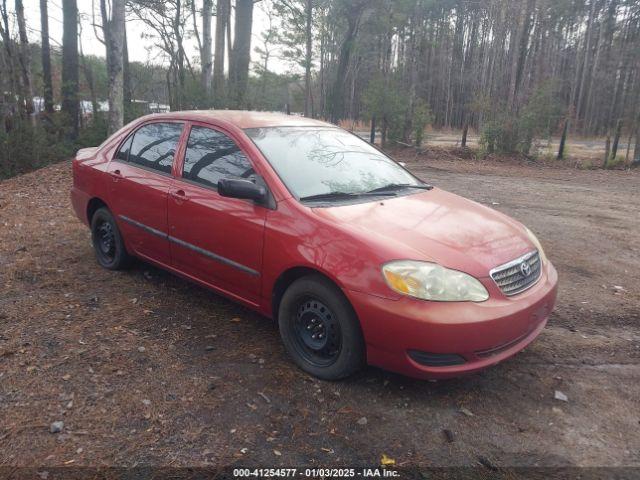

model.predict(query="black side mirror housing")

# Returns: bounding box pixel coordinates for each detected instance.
[218,178,267,203]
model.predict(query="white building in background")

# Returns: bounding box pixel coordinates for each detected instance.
[149,102,170,113]
[30,96,170,116]
[32,96,61,112]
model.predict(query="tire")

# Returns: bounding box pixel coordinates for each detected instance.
[278,275,366,380]
[90,207,132,270]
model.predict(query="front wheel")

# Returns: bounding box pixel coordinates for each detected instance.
[90,207,132,270]
[278,275,365,380]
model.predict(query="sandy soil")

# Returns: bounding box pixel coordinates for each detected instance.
[0,153,639,470]
[352,128,636,161]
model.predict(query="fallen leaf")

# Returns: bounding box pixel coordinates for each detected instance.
[380,454,396,466]
[460,407,474,417]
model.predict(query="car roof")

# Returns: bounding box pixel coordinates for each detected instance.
[141,110,336,129]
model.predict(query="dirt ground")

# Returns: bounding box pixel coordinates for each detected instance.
[1,151,639,471]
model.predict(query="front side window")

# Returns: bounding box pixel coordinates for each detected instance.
[127,122,183,174]
[245,126,423,200]
[182,126,255,189]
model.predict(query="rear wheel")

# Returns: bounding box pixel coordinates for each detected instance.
[278,275,365,380]
[90,207,132,270]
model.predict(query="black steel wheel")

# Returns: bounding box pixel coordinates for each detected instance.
[292,297,342,367]
[278,275,365,380]
[96,219,116,262]
[90,207,132,270]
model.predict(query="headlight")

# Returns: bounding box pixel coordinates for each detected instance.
[524,227,547,263]
[382,261,489,302]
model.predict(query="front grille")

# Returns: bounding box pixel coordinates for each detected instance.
[490,250,541,296]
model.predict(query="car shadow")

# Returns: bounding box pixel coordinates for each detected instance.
[122,259,543,401]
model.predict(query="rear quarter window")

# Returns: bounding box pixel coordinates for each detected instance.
[114,134,133,162]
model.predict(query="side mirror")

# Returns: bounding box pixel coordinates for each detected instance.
[218,178,267,203]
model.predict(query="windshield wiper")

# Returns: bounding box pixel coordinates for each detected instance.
[299,191,397,202]
[366,183,433,194]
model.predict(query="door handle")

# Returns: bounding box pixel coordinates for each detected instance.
[109,169,123,180]
[171,189,189,201]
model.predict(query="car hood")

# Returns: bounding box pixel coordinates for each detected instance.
[312,188,534,278]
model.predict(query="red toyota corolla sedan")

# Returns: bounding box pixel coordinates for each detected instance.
[71,111,558,380]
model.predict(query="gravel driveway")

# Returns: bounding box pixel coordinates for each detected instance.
[0,156,638,471]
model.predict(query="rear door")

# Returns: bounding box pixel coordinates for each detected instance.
[107,121,184,266]
[167,123,267,305]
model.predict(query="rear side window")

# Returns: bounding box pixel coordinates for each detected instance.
[182,126,254,189]
[127,122,183,174]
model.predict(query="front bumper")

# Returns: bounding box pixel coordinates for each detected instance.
[348,261,558,379]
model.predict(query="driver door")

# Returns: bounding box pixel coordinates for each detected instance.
[167,124,267,305]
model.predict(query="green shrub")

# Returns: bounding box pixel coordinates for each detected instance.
[0,114,109,180]
[412,99,432,147]
[478,82,562,156]
[362,75,432,147]
[605,155,626,169]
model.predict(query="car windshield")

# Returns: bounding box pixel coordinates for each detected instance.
[244,126,424,201]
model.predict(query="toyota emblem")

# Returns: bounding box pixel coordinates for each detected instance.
[520,261,532,277]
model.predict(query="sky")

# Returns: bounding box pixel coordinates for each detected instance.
[12,0,288,73]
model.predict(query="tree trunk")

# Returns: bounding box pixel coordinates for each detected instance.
[507,0,534,112]
[15,0,34,119]
[102,0,125,134]
[381,115,389,148]
[1,8,17,116]
[329,1,366,123]
[213,0,227,107]
[173,0,186,110]
[461,122,469,148]
[610,118,622,161]
[123,25,132,114]
[229,0,254,108]
[62,0,79,138]
[633,121,640,166]
[402,8,419,143]
[603,134,611,168]
[303,0,313,117]
[370,116,376,144]
[576,0,597,123]
[40,0,54,114]
[557,118,569,160]
[201,0,213,94]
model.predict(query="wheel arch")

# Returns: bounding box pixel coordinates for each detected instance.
[86,197,109,225]
[270,266,353,322]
